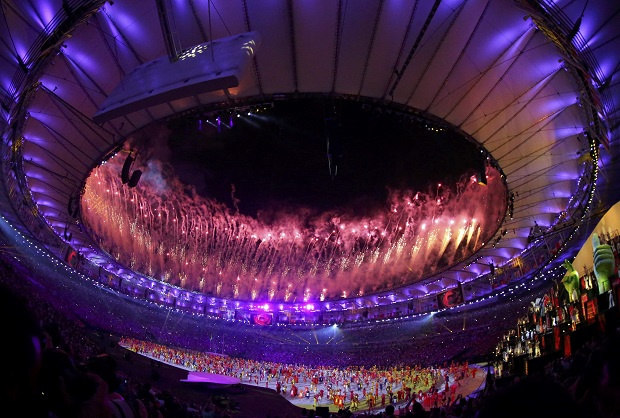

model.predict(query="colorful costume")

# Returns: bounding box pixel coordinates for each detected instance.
[593,233,615,293]
[561,259,580,303]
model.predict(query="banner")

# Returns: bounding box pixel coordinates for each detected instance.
[436,283,464,309]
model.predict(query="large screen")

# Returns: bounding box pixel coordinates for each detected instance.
[94,32,261,123]
[251,313,273,326]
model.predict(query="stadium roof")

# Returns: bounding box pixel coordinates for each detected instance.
[0,0,618,310]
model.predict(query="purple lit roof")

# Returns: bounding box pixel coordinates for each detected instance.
[0,0,618,310]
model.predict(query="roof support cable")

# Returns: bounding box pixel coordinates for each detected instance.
[286,0,299,93]
[425,0,491,112]
[388,0,442,99]
[356,0,384,97]
[442,26,533,122]
[405,1,466,104]
[382,0,418,100]
[241,0,263,96]
[155,0,182,62]
[330,0,346,95]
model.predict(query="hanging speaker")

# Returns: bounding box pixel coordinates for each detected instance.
[67,195,80,218]
[67,195,73,214]
[121,153,135,184]
[476,159,487,186]
[127,170,142,188]
[63,224,72,242]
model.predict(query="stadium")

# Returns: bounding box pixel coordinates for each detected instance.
[0,0,619,417]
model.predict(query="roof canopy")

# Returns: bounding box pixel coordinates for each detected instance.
[0,0,618,310]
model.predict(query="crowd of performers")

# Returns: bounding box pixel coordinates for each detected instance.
[120,337,480,412]
[494,231,619,377]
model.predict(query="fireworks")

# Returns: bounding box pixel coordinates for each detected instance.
[82,154,506,302]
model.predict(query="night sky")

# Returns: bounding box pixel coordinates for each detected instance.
[164,99,482,219]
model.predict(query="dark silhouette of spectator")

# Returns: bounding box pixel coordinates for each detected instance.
[411,399,428,417]
[568,332,620,418]
[0,283,46,417]
[85,354,146,418]
[86,354,122,398]
[476,374,584,418]
[40,348,108,417]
